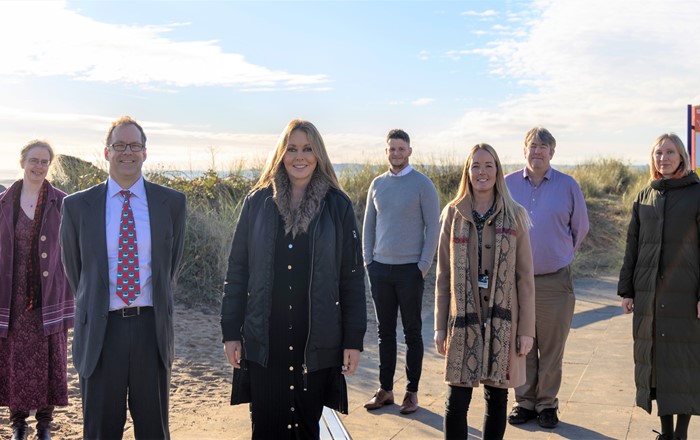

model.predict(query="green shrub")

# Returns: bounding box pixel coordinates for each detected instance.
[53,153,650,305]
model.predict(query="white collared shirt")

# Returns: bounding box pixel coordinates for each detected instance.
[389,164,414,177]
[106,176,153,310]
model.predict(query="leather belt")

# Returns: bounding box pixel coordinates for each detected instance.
[109,306,153,318]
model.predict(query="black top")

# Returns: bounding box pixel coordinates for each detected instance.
[268,218,310,368]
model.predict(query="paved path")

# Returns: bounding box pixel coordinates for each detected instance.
[339,276,696,439]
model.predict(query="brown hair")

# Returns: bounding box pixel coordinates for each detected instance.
[20,139,54,164]
[524,127,556,154]
[105,115,147,147]
[253,119,340,191]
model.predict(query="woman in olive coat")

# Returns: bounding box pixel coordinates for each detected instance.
[618,133,700,440]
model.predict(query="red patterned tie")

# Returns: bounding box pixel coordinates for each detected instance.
[117,190,140,305]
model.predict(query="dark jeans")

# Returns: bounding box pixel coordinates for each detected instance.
[368,261,424,393]
[444,385,508,440]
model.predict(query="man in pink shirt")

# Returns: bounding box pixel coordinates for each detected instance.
[505,127,589,429]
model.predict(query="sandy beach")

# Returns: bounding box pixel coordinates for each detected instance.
[2,275,692,439]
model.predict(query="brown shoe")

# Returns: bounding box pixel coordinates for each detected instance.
[364,388,394,410]
[399,391,418,414]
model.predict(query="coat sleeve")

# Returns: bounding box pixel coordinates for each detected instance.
[434,205,453,332]
[221,194,251,342]
[618,195,641,298]
[515,212,535,337]
[59,196,81,295]
[339,198,367,351]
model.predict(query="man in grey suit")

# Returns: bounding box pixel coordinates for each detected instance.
[60,116,186,439]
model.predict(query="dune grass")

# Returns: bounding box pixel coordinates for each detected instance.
[51,155,647,307]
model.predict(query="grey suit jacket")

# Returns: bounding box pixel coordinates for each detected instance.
[60,180,186,378]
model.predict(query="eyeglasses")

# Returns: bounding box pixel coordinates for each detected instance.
[110,142,145,152]
[27,158,51,166]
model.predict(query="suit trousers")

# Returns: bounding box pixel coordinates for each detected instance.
[80,307,170,440]
[368,261,424,393]
[514,265,575,412]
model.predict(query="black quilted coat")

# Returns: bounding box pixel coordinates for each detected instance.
[221,185,367,373]
[618,172,700,415]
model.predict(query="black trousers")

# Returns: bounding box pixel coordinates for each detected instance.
[80,308,170,440]
[368,262,424,393]
[444,385,508,440]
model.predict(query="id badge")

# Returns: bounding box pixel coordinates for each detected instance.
[478,273,489,289]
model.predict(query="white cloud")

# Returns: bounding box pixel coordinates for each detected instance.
[418,50,430,60]
[461,10,498,18]
[0,106,380,176]
[439,0,700,164]
[0,1,330,91]
[412,98,435,106]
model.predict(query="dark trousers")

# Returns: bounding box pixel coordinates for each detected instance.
[368,262,424,393]
[10,406,53,429]
[80,308,170,440]
[444,385,508,440]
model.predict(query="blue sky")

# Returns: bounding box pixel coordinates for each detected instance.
[1,0,698,181]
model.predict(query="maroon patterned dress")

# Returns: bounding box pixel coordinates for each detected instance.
[0,209,68,411]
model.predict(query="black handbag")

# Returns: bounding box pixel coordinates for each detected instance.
[230,358,252,405]
[322,366,348,414]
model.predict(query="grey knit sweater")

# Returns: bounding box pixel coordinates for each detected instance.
[362,169,441,276]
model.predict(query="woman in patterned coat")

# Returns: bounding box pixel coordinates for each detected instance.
[434,143,535,440]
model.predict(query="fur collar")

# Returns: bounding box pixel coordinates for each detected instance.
[272,169,329,237]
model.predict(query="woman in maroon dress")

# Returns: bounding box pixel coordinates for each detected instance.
[0,140,74,440]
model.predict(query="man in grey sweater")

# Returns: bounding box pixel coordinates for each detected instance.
[362,129,440,415]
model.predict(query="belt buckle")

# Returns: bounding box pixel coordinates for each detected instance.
[121,307,140,317]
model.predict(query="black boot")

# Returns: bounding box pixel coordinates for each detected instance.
[10,408,29,440]
[35,406,54,440]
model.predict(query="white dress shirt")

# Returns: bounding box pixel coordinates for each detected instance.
[106,176,153,310]
[389,164,414,177]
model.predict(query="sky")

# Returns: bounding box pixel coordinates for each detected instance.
[1,0,699,182]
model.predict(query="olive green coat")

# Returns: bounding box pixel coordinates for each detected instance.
[618,172,700,415]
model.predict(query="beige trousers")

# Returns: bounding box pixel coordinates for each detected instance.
[514,265,575,412]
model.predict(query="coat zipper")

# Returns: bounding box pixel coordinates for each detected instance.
[303,200,324,391]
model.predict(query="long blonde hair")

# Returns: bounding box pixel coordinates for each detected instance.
[253,119,340,191]
[649,132,691,180]
[450,143,531,229]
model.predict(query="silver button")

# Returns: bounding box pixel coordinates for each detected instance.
[290,385,294,390]
[291,407,295,412]
[288,244,293,249]
[288,265,292,270]
[289,305,293,310]
[287,424,292,429]
[289,366,294,371]
[41,252,48,259]
[42,271,49,277]
[40,235,47,241]
[289,345,293,350]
